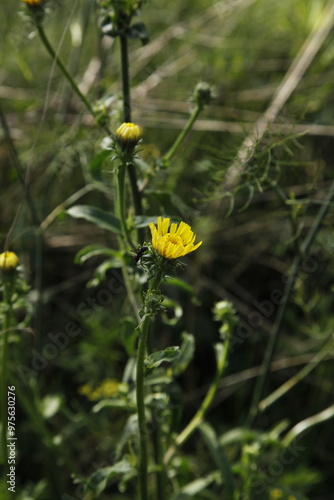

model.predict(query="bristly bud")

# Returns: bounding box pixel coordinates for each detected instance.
[213,300,238,340]
[115,122,142,153]
[192,82,214,108]
[21,0,47,21]
[0,251,20,274]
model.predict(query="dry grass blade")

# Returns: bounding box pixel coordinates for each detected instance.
[225,1,334,186]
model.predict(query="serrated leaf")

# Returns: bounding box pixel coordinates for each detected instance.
[66,205,121,234]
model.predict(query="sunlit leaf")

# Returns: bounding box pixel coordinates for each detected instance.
[66,205,121,234]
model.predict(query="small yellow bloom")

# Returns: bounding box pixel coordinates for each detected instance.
[149,217,202,259]
[78,379,121,401]
[0,251,20,272]
[270,489,284,499]
[115,122,142,151]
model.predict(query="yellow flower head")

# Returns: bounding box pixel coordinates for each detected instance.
[0,251,20,273]
[269,489,284,500]
[115,122,142,151]
[149,217,202,260]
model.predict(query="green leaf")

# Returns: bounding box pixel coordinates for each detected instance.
[87,259,124,287]
[128,22,149,44]
[171,472,219,499]
[199,422,235,499]
[114,415,138,462]
[161,298,183,326]
[66,205,121,234]
[85,459,135,495]
[75,244,123,265]
[172,332,195,376]
[133,215,180,228]
[92,399,134,413]
[165,277,197,296]
[144,346,180,374]
[89,150,110,180]
[219,427,262,446]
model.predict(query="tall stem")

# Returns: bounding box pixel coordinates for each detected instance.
[119,35,143,228]
[116,161,134,248]
[136,275,162,500]
[136,312,151,500]
[163,104,202,164]
[1,281,12,465]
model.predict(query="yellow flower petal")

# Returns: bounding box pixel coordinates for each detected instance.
[149,218,202,259]
[0,251,20,272]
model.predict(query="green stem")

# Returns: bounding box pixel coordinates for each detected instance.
[164,336,230,465]
[116,161,134,248]
[136,312,151,500]
[247,178,334,427]
[120,35,131,123]
[163,104,202,164]
[35,20,96,121]
[119,35,143,228]
[1,279,13,465]
[136,275,162,500]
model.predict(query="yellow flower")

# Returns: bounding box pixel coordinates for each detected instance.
[270,489,284,499]
[115,122,142,151]
[0,251,20,272]
[149,217,202,259]
[78,379,121,401]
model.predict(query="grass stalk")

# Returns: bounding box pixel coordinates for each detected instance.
[163,103,202,164]
[247,177,334,426]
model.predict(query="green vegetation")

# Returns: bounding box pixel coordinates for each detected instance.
[1,1,334,499]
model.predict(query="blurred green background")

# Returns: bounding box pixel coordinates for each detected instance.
[1,0,334,498]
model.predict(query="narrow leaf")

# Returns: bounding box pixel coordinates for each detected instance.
[199,421,235,499]
[67,205,121,234]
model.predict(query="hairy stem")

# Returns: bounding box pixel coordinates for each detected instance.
[136,275,162,499]
[120,35,142,228]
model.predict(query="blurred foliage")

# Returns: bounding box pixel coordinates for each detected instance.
[1,0,334,499]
